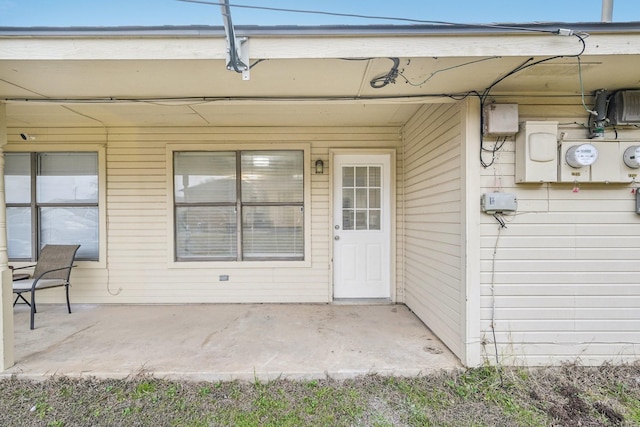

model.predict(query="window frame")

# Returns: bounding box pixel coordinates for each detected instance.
[5,144,107,268]
[168,143,311,268]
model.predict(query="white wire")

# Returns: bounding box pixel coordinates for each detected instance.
[577,56,598,116]
[490,223,504,366]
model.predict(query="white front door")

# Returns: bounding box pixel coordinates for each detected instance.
[333,153,391,299]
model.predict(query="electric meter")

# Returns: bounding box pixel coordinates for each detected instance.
[565,143,598,168]
[623,145,640,169]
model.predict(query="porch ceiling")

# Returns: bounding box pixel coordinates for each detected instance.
[1,32,640,128]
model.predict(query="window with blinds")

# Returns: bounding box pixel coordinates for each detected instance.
[174,150,304,261]
[6,152,99,261]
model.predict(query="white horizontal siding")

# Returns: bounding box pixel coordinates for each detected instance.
[482,343,639,366]
[402,103,463,358]
[480,99,640,365]
[7,126,401,305]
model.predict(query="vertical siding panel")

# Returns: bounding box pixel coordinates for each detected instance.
[395,138,405,303]
[402,104,463,358]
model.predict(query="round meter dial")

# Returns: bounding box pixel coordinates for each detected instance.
[623,145,640,169]
[565,143,598,168]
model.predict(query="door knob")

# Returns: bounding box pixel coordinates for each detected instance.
[334,236,340,240]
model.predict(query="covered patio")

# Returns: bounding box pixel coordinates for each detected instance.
[2,303,460,381]
[3,21,640,373]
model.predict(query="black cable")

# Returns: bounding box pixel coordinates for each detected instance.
[480,33,586,104]
[480,136,506,168]
[4,92,596,104]
[177,0,563,33]
[447,91,481,101]
[370,58,400,89]
[398,57,501,87]
[492,213,506,228]
[3,93,471,104]
[478,32,587,168]
[221,0,248,73]
[249,59,267,69]
[481,136,508,168]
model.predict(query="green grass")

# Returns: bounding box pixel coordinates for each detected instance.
[0,364,638,426]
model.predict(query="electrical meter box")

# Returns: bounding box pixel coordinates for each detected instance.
[559,141,598,182]
[619,141,640,183]
[623,145,640,169]
[481,192,517,214]
[559,140,640,183]
[483,104,519,136]
[515,121,559,183]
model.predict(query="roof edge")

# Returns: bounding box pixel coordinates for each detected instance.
[0,22,639,37]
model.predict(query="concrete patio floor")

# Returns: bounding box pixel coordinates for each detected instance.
[2,303,461,382]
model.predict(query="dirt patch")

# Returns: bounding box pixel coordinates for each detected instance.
[594,401,624,425]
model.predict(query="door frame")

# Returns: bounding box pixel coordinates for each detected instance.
[329,148,397,302]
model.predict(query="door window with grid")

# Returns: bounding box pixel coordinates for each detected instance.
[341,165,381,231]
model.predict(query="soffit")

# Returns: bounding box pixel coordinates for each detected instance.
[1,28,640,128]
